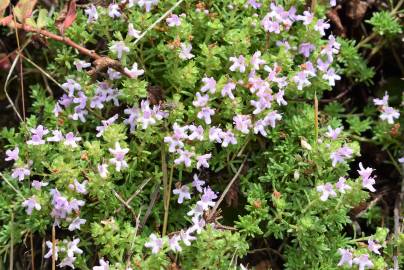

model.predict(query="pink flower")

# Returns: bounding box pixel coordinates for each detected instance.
[196,153,211,170]
[201,77,217,93]
[173,185,192,204]
[233,115,252,134]
[229,55,246,73]
[316,183,337,201]
[197,107,215,124]
[337,248,353,267]
[335,177,351,193]
[166,14,181,27]
[22,196,41,215]
[124,63,144,78]
[5,147,19,162]
[109,142,129,172]
[145,234,163,254]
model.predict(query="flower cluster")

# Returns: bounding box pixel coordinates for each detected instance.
[373,92,400,124]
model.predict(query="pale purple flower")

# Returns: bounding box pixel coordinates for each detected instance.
[47,130,64,142]
[261,15,281,33]
[221,82,236,99]
[229,55,246,73]
[128,23,141,39]
[188,125,204,141]
[53,103,63,117]
[314,19,330,36]
[59,257,76,268]
[368,239,382,255]
[299,43,315,57]
[68,179,87,194]
[73,91,87,110]
[145,233,163,254]
[5,147,19,162]
[164,123,187,152]
[330,0,337,6]
[124,63,144,78]
[275,90,287,106]
[68,108,88,123]
[109,142,129,172]
[201,77,217,93]
[174,149,194,167]
[322,68,341,86]
[373,92,389,107]
[190,215,206,234]
[326,126,342,140]
[358,162,376,192]
[399,157,404,164]
[380,106,400,124]
[27,125,49,145]
[330,146,353,167]
[198,186,217,210]
[193,92,209,107]
[221,130,237,147]
[317,58,331,72]
[22,196,41,215]
[96,114,119,137]
[166,14,181,27]
[187,202,204,217]
[337,248,353,267]
[316,183,337,201]
[196,153,211,170]
[179,43,194,60]
[62,79,81,97]
[264,111,282,128]
[64,132,81,148]
[66,238,83,258]
[352,254,373,270]
[137,0,159,12]
[32,180,48,190]
[180,229,196,246]
[84,5,98,23]
[251,51,265,70]
[173,185,192,204]
[93,258,109,270]
[73,60,91,71]
[197,107,215,124]
[12,165,31,181]
[68,217,86,231]
[108,4,121,18]
[336,177,351,193]
[276,40,291,50]
[233,115,252,134]
[303,61,316,77]
[98,163,109,179]
[169,235,182,252]
[44,240,59,260]
[110,41,129,59]
[107,67,122,80]
[192,174,205,192]
[253,119,268,136]
[293,71,311,90]
[247,0,261,9]
[209,127,223,143]
[297,11,313,25]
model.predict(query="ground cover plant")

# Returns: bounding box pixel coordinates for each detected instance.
[0,0,403,269]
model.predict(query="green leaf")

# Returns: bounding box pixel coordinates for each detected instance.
[36,8,47,29]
